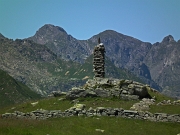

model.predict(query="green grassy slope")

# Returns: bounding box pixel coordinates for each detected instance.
[0,117,179,135]
[1,91,179,115]
[0,92,180,135]
[0,69,41,108]
[67,55,144,83]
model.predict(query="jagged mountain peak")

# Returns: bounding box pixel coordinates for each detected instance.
[161,35,175,44]
[89,29,147,45]
[28,24,68,44]
[41,24,67,34]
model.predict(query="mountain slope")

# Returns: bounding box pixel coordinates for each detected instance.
[74,55,144,83]
[0,34,145,97]
[28,25,160,90]
[144,35,180,98]
[0,36,85,94]
[28,24,91,63]
[87,30,161,90]
[2,24,180,98]
[0,69,41,107]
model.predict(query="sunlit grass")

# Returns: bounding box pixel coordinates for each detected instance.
[149,104,180,114]
[0,117,180,135]
[0,96,137,114]
[1,92,180,135]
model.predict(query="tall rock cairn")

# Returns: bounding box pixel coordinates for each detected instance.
[93,38,105,78]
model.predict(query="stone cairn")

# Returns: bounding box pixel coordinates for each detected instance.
[93,38,105,78]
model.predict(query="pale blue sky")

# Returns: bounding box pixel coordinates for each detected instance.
[0,0,179,43]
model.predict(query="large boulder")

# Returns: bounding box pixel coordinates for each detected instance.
[66,88,98,100]
[94,88,111,97]
[134,85,149,98]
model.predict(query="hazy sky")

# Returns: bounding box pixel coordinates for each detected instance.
[0,0,179,43]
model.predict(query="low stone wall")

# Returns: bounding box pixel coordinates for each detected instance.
[1,106,180,123]
[157,100,180,105]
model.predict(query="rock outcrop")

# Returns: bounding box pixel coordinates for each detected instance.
[66,78,153,100]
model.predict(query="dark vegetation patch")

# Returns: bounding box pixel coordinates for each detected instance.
[0,69,41,108]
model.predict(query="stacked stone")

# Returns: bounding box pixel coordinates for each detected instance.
[93,43,105,78]
[2,106,180,122]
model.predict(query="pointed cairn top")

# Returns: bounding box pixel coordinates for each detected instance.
[98,37,101,44]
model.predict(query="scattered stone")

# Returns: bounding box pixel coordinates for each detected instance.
[95,129,105,133]
[51,91,67,97]
[82,76,89,80]
[11,107,16,110]
[31,101,39,107]
[70,99,79,104]
[130,98,155,111]
[58,98,66,101]
[157,100,180,105]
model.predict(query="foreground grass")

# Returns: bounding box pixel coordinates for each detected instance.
[0,116,179,135]
[0,97,137,114]
[0,93,180,135]
[1,95,180,115]
[149,104,180,114]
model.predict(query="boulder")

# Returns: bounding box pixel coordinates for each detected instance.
[79,90,97,98]
[134,85,149,98]
[94,88,111,97]
[51,91,67,97]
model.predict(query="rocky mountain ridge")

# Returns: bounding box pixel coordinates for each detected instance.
[28,24,92,63]
[144,36,180,97]
[28,24,180,98]
[1,24,180,98]
[0,33,142,97]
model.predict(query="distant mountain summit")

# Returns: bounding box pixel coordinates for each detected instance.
[28,24,91,62]
[29,24,67,44]
[161,35,175,44]
[144,35,180,98]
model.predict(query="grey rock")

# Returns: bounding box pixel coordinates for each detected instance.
[134,85,149,98]
[94,88,110,97]
[51,91,67,97]
[2,107,180,123]
[79,90,97,98]
[66,77,151,100]
[120,94,139,100]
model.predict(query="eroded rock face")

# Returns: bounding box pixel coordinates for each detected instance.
[66,78,153,100]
